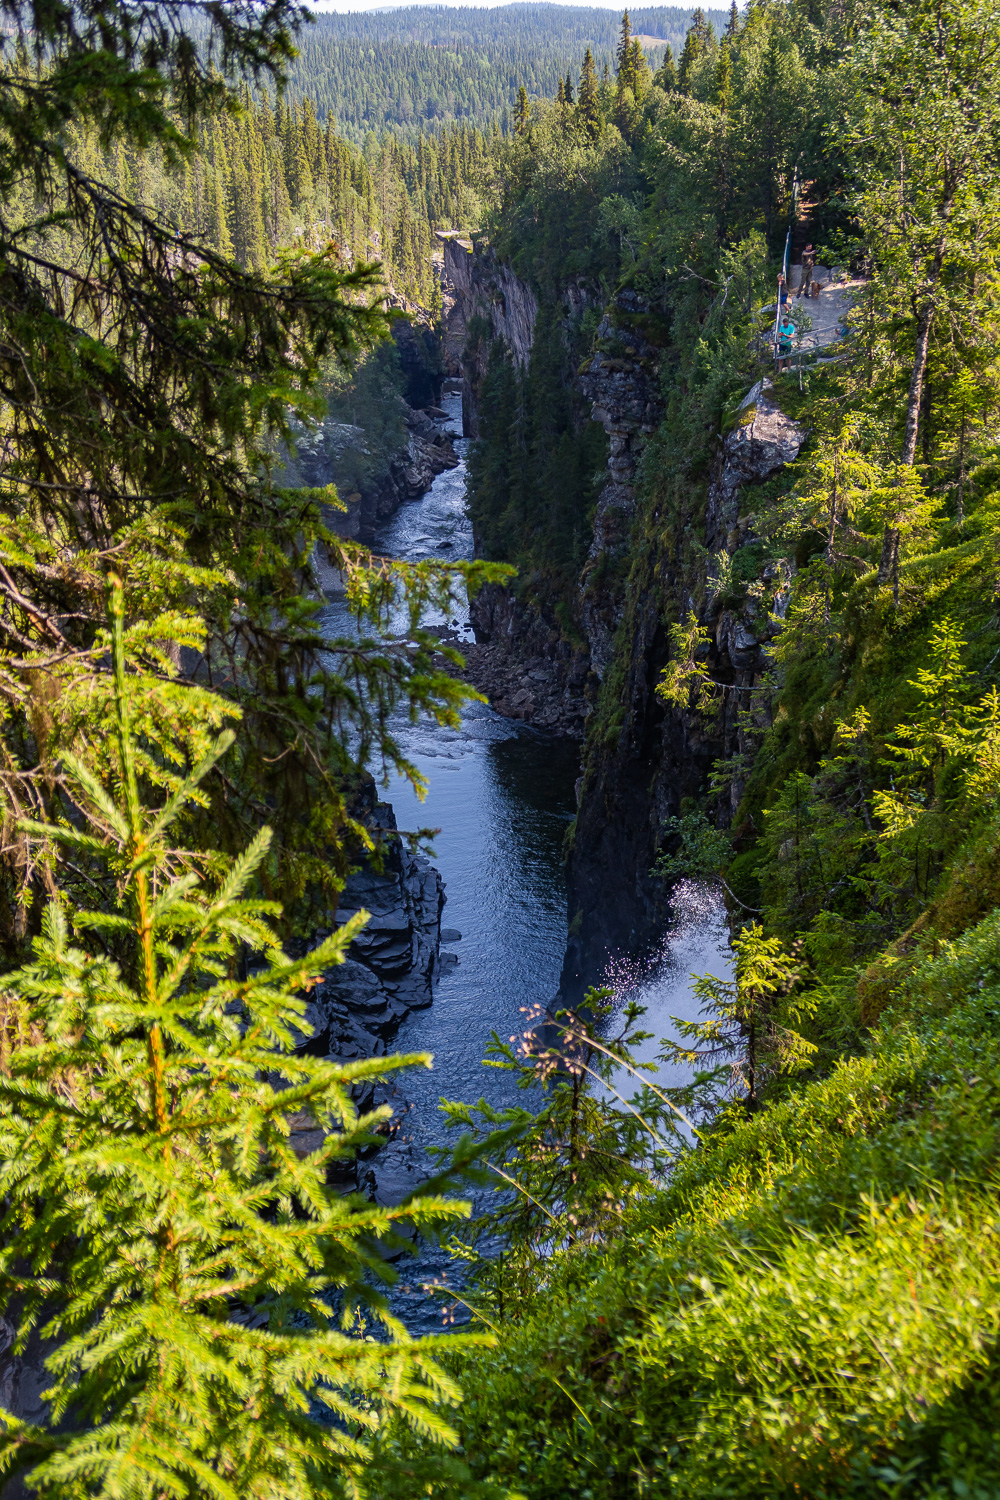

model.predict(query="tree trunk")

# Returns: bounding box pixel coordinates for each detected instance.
[745,1017,757,1115]
[876,522,900,589]
[878,212,951,594]
[878,300,933,601]
[825,450,839,624]
[902,302,934,467]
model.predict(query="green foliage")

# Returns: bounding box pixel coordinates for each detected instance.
[652,810,730,880]
[8,0,1000,1494]
[465,306,607,605]
[0,591,482,1497]
[372,3,1000,1494]
[0,0,516,944]
[272,7,729,144]
[281,341,410,501]
[666,921,812,1115]
[655,611,717,714]
[430,996,690,1325]
[65,96,486,307]
[408,911,1000,1500]
[480,96,640,290]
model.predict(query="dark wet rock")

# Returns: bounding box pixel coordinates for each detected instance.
[389,313,443,410]
[0,1310,55,1474]
[464,582,592,736]
[312,958,381,1010]
[578,300,664,681]
[563,376,806,993]
[291,795,447,1077]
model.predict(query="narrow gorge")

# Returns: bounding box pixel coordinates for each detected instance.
[6,0,1000,1488]
[440,234,803,994]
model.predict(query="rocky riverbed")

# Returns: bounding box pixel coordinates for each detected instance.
[463,582,592,735]
[306,823,444,1059]
[285,791,456,1191]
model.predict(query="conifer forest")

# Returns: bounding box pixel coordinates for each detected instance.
[1,1,1000,1496]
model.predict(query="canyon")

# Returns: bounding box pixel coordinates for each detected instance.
[440,235,806,989]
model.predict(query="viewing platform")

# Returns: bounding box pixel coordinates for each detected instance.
[765,263,866,364]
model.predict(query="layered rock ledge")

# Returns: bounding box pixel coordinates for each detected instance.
[299,801,445,1068]
[464,582,590,736]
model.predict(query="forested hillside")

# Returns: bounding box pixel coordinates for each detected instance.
[51,93,487,306]
[277,4,729,140]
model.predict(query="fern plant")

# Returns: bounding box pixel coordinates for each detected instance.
[0,587,480,1498]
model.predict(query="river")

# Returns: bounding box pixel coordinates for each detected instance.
[321,392,729,1332]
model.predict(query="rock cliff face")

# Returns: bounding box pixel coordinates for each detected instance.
[562,377,806,992]
[391,313,444,411]
[302,798,445,1067]
[465,582,591,734]
[280,787,449,1191]
[705,378,806,554]
[442,246,677,740]
[294,402,458,547]
[444,237,808,986]
[440,235,539,432]
[578,295,664,680]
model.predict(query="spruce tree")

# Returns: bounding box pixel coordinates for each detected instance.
[0,0,504,941]
[654,44,678,91]
[0,588,480,1496]
[208,128,235,259]
[626,37,650,100]
[577,48,601,141]
[678,7,716,93]
[714,41,733,112]
[843,0,1000,598]
[669,924,811,1116]
[616,10,634,80]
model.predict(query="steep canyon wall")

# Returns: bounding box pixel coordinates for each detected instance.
[287,316,458,547]
[563,377,805,993]
[444,239,806,988]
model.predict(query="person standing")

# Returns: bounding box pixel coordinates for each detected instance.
[797,244,816,298]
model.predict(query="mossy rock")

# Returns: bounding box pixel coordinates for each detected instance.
[720,401,757,437]
[926,823,1000,944]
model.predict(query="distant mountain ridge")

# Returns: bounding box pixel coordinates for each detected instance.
[302,6,729,44]
[278,4,729,139]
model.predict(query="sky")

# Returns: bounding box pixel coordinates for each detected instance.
[309,2,634,11]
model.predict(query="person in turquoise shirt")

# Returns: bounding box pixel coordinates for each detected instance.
[776,314,796,369]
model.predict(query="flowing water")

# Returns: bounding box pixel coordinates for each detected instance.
[320,393,730,1331]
